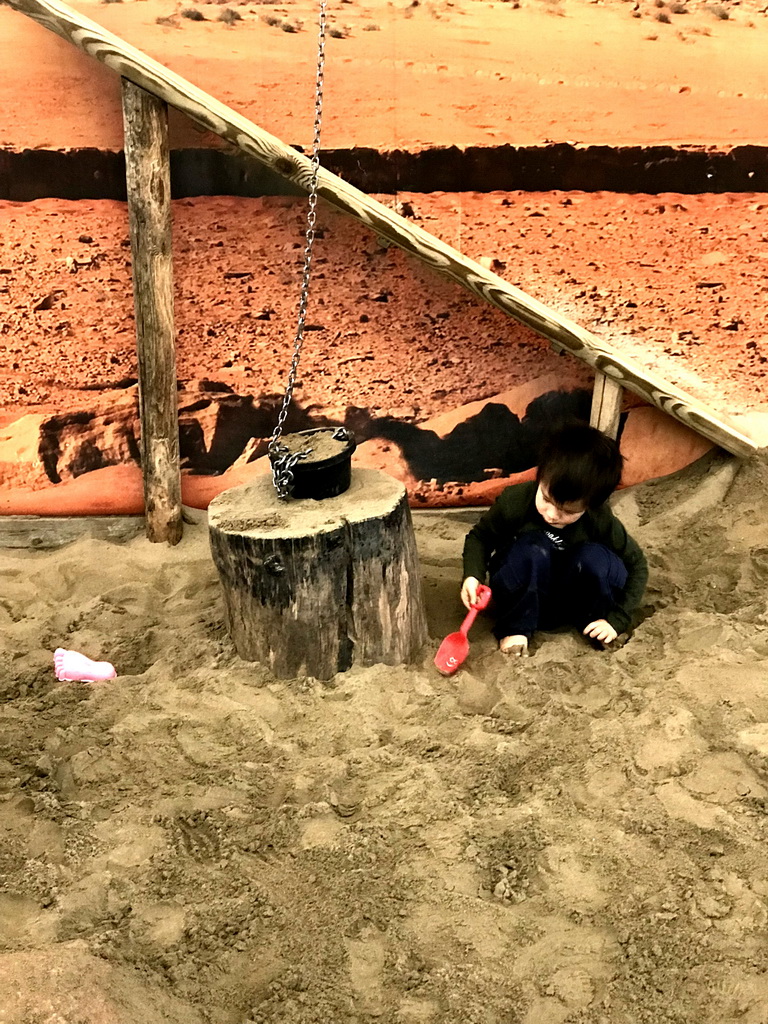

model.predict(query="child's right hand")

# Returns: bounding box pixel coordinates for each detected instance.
[461,576,481,610]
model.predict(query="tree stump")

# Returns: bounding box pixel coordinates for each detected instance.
[208,468,428,680]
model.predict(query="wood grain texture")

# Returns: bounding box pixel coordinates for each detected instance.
[208,469,428,680]
[590,370,623,440]
[5,0,759,457]
[0,515,145,549]
[121,78,182,545]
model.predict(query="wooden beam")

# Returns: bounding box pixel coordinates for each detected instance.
[590,370,623,439]
[0,515,145,550]
[4,0,759,458]
[121,78,182,545]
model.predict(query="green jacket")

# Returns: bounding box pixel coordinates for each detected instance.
[462,480,648,634]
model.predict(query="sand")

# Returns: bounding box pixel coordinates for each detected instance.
[2,449,768,1023]
[3,0,768,1016]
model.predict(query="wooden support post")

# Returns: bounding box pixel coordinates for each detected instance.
[590,369,623,439]
[208,469,428,680]
[121,78,182,545]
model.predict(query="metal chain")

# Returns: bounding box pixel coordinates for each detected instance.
[271,448,311,497]
[269,0,328,500]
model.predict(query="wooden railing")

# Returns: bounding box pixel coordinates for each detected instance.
[4,0,760,541]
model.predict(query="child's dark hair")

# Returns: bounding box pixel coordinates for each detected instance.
[536,424,624,509]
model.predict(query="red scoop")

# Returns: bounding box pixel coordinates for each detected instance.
[434,584,492,676]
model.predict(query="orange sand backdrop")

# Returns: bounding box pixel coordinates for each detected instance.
[1,0,767,151]
[0,0,766,514]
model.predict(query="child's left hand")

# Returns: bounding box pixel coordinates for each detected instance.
[583,619,617,646]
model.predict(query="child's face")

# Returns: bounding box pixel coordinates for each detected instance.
[535,482,586,529]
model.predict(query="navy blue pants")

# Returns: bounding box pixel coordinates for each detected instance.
[489,532,628,641]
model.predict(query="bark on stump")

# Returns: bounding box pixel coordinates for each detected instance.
[208,468,428,680]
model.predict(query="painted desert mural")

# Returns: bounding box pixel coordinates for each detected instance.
[1,0,766,512]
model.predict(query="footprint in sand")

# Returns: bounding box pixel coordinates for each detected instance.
[678,661,768,719]
[0,574,38,619]
[136,902,188,947]
[748,546,768,583]
[45,555,118,604]
[633,707,707,775]
[692,561,743,615]
[547,966,597,1010]
[100,582,162,619]
[164,811,224,863]
[155,562,220,605]
[680,751,766,807]
[711,973,768,1022]
[0,892,58,947]
[0,945,205,1022]
[510,923,616,1017]
[346,925,389,1017]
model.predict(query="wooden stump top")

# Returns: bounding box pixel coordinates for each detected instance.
[207,468,406,539]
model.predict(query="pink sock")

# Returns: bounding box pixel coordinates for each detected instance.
[54,648,117,683]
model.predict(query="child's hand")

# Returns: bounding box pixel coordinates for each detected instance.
[461,576,481,610]
[583,619,618,646]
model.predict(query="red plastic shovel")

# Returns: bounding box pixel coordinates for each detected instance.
[434,584,492,676]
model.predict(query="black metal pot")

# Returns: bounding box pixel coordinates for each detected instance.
[271,428,357,500]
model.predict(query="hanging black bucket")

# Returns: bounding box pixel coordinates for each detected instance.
[270,427,357,500]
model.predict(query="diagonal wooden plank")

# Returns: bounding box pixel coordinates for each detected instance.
[3,0,759,457]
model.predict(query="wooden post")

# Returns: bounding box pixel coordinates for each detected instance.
[121,78,182,545]
[590,370,623,439]
[208,470,428,680]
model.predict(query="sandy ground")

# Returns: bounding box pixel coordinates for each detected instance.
[1,0,767,151]
[2,449,768,1023]
[3,0,768,1018]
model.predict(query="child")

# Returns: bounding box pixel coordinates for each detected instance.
[461,424,647,656]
